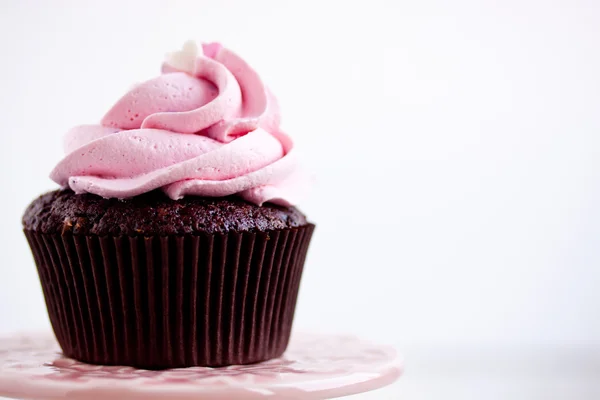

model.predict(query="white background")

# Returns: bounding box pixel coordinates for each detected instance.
[0,0,599,398]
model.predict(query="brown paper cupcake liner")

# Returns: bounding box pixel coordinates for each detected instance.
[24,224,315,369]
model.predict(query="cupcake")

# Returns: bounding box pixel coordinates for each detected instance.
[22,41,314,369]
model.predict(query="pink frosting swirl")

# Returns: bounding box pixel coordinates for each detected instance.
[50,42,306,206]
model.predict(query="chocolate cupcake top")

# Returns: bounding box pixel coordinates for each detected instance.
[49,41,310,207]
[23,190,307,236]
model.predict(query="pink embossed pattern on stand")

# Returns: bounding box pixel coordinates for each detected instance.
[0,333,402,399]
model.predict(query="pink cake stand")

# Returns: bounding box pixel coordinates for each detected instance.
[0,332,402,399]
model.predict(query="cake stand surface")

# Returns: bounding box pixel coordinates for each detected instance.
[0,332,402,400]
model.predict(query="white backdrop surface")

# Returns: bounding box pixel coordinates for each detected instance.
[0,0,599,398]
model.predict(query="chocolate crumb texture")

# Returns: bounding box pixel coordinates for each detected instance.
[23,189,309,236]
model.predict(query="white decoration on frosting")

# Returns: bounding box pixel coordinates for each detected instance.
[165,41,202,74]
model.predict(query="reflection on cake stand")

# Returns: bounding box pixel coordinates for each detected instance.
[0,332,402,399]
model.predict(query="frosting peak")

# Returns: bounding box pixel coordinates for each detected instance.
[50,42,306,206]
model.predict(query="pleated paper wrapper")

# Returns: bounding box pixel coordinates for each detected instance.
[24,224,314,369]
